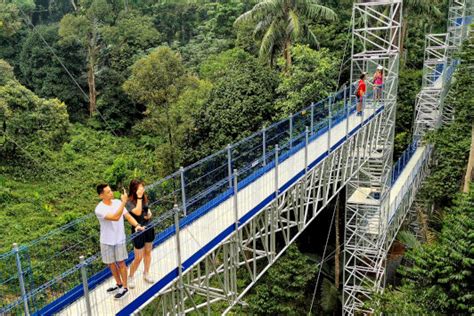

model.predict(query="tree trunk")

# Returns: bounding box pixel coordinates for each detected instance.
[463,121,474,193]
[334,195,340,289]
[87,22,98,116]
[400,18,408,60]
[87,52,97,116]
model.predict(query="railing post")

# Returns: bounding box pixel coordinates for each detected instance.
[289,114,293,149]
[13,243,30,316]
[233,169,240,241]
[79,255,92,316]
[174,205,185,314]
[344,85,349,138]
[227,144,232,189]
[262,128,267,166]
[271,145,279,261]
[310,102,315,136]
[328,95,332,154]
[274,145,279,199]
[180,166,187,216]
[13,243,29,316]
[305,126,309,173]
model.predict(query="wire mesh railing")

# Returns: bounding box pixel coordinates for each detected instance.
[0,82,360,314]
[0,75,401,314]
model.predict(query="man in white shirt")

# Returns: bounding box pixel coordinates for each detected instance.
[95,183,144,299]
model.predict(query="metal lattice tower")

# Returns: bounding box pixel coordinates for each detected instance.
[413,33,450,139]
[448,0,469,50]
[443,0,472,123]
[343,1,402,314]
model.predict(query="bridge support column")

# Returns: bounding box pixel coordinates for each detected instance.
[343,0,402,314]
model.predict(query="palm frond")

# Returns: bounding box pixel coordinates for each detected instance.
[306,29,320,49]
[259,20,278,60]
[234,0,279,26]
[397,230,421,249]
[287,9,301,40]
[254,15,273,38]
[296,0,337,22]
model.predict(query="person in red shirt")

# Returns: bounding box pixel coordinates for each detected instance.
[356,73,367,116]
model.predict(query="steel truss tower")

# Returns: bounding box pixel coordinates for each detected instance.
[343,1,402,314]
[448,0,469,50]
[443,0,471,122]
[413,33,450,139]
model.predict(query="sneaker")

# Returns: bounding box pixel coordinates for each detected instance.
[106,284,122,294]
[114,287,129,300]
[128,275,135,289]
[143,273,154,284]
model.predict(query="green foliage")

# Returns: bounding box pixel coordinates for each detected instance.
[0,2,22,37]
[0,124,156,252]
[188,49,279,160]
[124,46,187,108]
[246,244,318,315]
[0,59,15,84]
[320,278,339,313]
[19,23,87,121]
[0,70,70,165]
[150,2,202,45]
[370,187,474,314]
[104,155,145,189]
[101,11,161,73]
[199,47,252,81]
[58,14,92,46]
[97,11,162,132]
[275,45,338,117]
[124,46,200,175]
[235,0,336,68]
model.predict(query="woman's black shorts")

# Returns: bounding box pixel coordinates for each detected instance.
[132,227,155,249]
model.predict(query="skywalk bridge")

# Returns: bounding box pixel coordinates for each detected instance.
[0,0,470,315]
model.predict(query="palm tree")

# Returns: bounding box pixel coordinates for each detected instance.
[234,0,336,70]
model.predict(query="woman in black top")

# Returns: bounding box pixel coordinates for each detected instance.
[127,179,155,287]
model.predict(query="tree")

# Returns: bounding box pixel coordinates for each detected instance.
[59,0,114,116]
[172,0,251,71]
[123,46,197,175]
[234,0,336,70]
[19,23,87,121]
[370,188,474,314]
[0,2,22,37]
[246,244,318,315]
[0,59,15,84]
[274,44,338,117]
[0,61,70,165]
[187,49,279,161]
[97,11,161,132]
